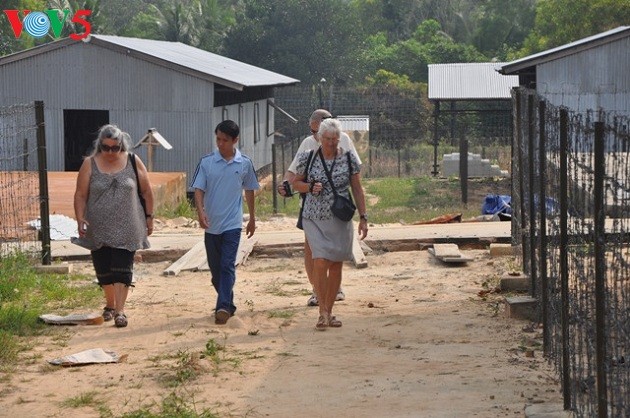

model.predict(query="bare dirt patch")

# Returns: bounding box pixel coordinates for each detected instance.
[0,220,563,417]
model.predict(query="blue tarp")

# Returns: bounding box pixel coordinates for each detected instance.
[482,195,512,215]
[481,194,561,217]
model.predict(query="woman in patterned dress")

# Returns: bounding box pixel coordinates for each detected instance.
[73,124,154,327]
[292,118,368,330]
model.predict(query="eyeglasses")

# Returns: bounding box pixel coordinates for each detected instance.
[100,144,122,153]
[310,129,318,134]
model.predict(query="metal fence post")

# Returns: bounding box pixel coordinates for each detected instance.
[35,100,51,265]
[272,142,278,214]
[559,108,571,410]
[593,121,608,418]
[459,136,468,206]
[538,100,548,342]
[528,94,537,295]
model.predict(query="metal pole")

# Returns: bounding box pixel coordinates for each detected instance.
[559,108,571,410]
[593,121,608,418]
[538,100,549,346]
[527,94,537,295]
[272,142,278,214]
[35,101,51,265]
[459,135,468,206]
[432,101,440,176]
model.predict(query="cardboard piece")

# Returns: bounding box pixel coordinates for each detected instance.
[48,348,126,366]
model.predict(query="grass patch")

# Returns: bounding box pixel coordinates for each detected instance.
[254,176,510,224]
[156,199,197,219]
[0,253,102,372]
[267,310,294,320]
[119,391,220,418]
[158,349,206,388]
[61,390,101,408]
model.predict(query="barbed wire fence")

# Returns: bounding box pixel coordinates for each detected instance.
[0,101,50,263]
[513,87,629,417]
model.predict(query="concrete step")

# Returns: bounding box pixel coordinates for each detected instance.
[504,295,537,321]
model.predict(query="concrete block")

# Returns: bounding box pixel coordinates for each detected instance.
[489,243,517,257]
[33,263,73,274]
[504,296,538,321]
[500,272,530,292]
[524,403,574,417]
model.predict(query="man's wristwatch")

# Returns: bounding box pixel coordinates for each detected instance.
[360,214,368,221]
[146,214,154,219]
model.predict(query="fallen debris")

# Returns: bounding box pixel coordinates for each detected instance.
[39,313,104,326]
[352,235,368,268]
[48,348,127,366]
[428,243,473,264]
[413,213,462,225]
[163,236,258,276]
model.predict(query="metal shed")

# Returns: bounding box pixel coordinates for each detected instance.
[0,35,299,182]
[499,26,630,116]
[428,62,519,176]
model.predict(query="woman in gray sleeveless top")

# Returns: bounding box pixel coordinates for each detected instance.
[73,124,154,328]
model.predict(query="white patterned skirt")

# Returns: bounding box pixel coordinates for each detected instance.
[303,217,353,262]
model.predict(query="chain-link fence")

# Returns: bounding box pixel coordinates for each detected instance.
[513,87,629,417]
[273,84,512,179]
[0,101,49,262]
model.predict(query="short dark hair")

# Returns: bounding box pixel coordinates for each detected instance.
[215,120,240,139]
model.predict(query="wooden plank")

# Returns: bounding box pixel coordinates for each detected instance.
[236,236,258,266]
[428,245,473,264]
[163,240,206,276]
[431,243,462,258]
[195,235,259,271]
[352,235,368,268]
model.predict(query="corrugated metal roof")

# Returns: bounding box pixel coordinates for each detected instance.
[428,62,519,100]
[89,35,299,90]
[0,35,300,91]
[338,115,369,131]
[500,26,630,75]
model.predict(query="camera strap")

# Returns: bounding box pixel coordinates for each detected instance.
[318,147,352,198]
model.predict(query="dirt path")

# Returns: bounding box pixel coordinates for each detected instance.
[0,243,563,417]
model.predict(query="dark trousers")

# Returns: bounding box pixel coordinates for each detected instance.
[91,246,135,286]
[204,229,241,314]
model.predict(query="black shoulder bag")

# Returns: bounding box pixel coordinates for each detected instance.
[296,149,315,230]
[319,149,356,222]
[129,153,148,216]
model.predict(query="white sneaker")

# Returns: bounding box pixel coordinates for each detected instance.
[336,290,346,301]
[307,293,319,306]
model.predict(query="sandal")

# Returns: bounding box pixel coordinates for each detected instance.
[102,307,115,322]
[114,313,128,328]
[328,316,342,328]
[315,315,328,330]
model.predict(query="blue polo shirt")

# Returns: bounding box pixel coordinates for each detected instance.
[190,149,259,234]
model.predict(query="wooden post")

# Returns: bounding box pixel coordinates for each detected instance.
[147,134,154,172]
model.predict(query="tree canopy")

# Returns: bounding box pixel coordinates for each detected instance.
[1,0,628,85]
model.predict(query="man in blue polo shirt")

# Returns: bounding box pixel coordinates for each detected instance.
[191,120,259,325]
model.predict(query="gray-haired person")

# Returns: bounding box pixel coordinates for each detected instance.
[277,109,363,306]
[291,117,368,329]
[73,124,154,327]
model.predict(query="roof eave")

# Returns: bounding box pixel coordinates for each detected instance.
[500,27,630,75]
[87,36,247,91]
[0,37,75,66]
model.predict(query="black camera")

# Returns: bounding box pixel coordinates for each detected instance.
[282,180,293,197]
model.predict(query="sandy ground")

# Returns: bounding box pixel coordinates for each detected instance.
[0,219,564,418]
